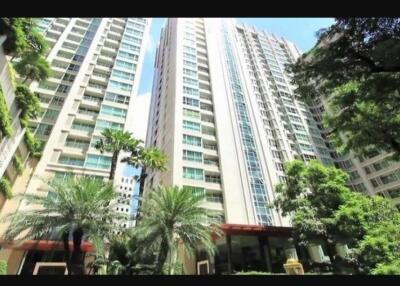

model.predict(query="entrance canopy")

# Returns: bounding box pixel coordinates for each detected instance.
[220,223,293,236]
[0,239,94,252]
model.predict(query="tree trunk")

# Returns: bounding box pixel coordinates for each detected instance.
[62,231,72,275]
[169,246,178,275]
[154,239,169,274]
[22,76,28,84]
[109,151,119,181]
[70,228,85,275]
[325,239,337,273]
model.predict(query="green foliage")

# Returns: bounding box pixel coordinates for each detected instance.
[0,18,48,57]
[0,177,12,199]
[134,185,222,274]
[274,160,400,274]
[24,129,42,158]
[273,160,350,245]
[6,62,17,89]
[289,18,400,160]
[355,216,400,274]
[95,128,167,180]
[0,87,14,137]
[372,259,400,275]
[15,84,41,121]
[0,260,7,275]
[13,154,24,175]
[14,52,52,83]
[1,176,126,262]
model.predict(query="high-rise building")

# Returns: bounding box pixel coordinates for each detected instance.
[144,18,336,274]
[310,90,400,208]
[0,18,151,274]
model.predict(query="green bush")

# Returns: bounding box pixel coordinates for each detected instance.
[0,260,7,275]
[13,155,24,175]
[24,129,42,158]
[0,87,14,137]
[372,259,400,275]
[7,62,17,89]
[0,177,12,199]
[15,84,41,121]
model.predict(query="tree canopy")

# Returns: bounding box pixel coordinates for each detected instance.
[273,159,400,274]
[0,18,48,57]
[133,186,222,274]
[289,18,400,160]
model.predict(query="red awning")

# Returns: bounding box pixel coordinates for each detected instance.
[219,223,293,236]
[0,239,95,252]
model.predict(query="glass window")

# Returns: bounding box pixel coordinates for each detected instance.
[115,59,136,71]
[36,123,53,136]
[58,156,84,166]
[183,167,203,180]
[43,109,60,120]
[100,105,127,118]
[183,185,205,198]
[183,86,199,96]
[111,69,135,81]
[117,50,139,62]
[85,154,112,169]
[183,150,202,162]
[104,92,130,105]
[95,119,124,131]
[183,120,201,131]
[183,68,197,77]
[71,121,94,132]
[183,108,200,119]
[108,80,132,92]
[65,138,90,149]
[183,97,199,107]
[183,134,201,146]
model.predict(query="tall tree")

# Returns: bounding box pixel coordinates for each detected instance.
[95,128,167,180]
[133,186,222,274]
[94,129,141,180]
[273,159,400,274]
[334,193,400,274]
[289,18,400,160]
[272,160,353,271]
[1,176,126,275]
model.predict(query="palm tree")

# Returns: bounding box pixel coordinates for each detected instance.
[95,128,167,181]
[1,176,126,275]
[14,52,51,84]
[94,128,142,180]
[133,186,222,274]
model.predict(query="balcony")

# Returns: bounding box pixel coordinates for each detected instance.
[203,161,219,173]
[90,73,109,84]
[86,83,106,96]
[94,63,113,74]
[101,46,118,56]
[98,54,116,65]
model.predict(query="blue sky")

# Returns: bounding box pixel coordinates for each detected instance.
[138,18,334,97]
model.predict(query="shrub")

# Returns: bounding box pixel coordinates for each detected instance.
[372,259,400,275]
[0,177,12,199]
[0,87,13,137]
[0,260,7,275]
[24,129,42,158]
[13,154,24,175]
